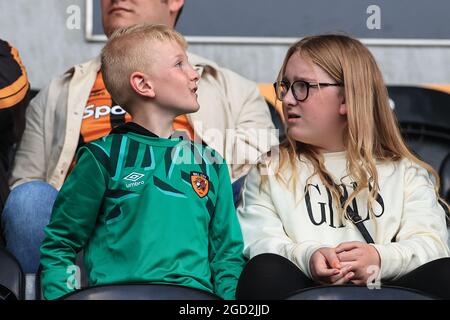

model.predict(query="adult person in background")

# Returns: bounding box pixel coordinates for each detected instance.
[0,39,30,246]
[2,0,277,272]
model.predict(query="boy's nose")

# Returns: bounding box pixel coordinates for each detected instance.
[188,64,200,81]
[191,68,200,81]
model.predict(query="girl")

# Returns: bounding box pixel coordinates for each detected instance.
[236,34,450,300]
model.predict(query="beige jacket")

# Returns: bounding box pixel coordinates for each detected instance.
[10,53,278,190]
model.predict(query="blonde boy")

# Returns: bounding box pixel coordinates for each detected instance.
[40,24,245,300]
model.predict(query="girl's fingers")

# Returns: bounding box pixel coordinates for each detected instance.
[321,249,342,269]
[337,250,359,262]
[335,241,363,253]
[333,272,355,285]
[329,265,353,283]
[315,267,340,278]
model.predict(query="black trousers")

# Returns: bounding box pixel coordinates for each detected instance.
[236,253,450,300]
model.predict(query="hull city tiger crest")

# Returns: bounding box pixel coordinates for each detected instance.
[190,172,209,198]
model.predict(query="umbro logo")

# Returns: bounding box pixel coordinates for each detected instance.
[123,172,145,182]
[124,172,145,188]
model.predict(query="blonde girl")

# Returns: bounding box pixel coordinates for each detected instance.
[236,34,450,300]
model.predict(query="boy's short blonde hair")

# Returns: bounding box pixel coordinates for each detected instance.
[101,23,187,111]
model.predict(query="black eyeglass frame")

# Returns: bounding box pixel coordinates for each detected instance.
[273,80,343,102]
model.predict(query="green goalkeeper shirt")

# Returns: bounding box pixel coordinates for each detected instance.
[40,123,245,300]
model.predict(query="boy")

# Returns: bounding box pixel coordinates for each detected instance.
[40,24,245,300]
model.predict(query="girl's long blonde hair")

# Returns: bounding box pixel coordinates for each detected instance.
[260,34,448,225]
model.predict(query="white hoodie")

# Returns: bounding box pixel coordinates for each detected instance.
[237,151,449,281]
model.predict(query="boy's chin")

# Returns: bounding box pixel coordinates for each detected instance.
[187,104,200,113]
[173,103,200,115]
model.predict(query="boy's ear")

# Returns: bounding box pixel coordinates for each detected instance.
[168,0,184,15]
[130,72,155,98]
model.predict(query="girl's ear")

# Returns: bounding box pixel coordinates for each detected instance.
[339,92,347,115]
[130,72,155,98]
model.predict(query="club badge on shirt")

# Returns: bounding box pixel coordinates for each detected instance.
[190,172,209,198]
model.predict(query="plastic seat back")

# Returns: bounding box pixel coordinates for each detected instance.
[62,284,221,300]
[286,285,436,300]
[0,247,25,300]
[388,86,450,203]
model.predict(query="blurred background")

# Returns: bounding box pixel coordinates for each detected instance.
[1,0,450,90]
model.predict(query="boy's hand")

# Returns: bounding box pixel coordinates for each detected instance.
[309,247,354,285]
[335,241,381,285]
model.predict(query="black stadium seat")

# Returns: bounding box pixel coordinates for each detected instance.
[441,155,450,202]
[0,247,25,300]
[61,284,220,300]
[387,86,450,204]
[286,284,436,300]
[37,271,220,300]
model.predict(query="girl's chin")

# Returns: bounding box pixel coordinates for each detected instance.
[286,132,307,144]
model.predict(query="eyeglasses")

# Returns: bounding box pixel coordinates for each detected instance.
[273,80,343,102]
